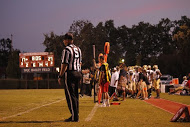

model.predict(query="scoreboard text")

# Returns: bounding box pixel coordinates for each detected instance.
[19,52,54,68]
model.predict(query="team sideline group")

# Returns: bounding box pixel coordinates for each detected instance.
[80,55,163,107]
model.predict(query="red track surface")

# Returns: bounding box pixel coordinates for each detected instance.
[144,98,190,118]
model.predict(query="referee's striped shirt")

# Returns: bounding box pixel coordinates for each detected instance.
[61,44,82,72]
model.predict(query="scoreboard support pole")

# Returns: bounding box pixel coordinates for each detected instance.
[48,73,50,89]
[36,73,38,89]
[25,74,28,89]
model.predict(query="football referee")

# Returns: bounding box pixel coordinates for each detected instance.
[58,33,82,122]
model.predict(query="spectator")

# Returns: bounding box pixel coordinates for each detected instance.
[81,69,91,97]
[109,67,119,97]
[170,76,188,94]
[184,73,190,93]
[117,63,128,101]
[128,68,136,98]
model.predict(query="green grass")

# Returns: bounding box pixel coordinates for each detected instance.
[0,89,64,118]
[0,89,189,127]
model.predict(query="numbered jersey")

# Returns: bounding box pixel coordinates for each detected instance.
[61,44,82,72]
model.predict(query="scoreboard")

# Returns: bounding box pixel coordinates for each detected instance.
[19,52,54,68]
[19,52,54,73]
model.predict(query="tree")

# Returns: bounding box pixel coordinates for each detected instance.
[43,32,64,67]
[0,38,12,78]
[172,16,190,77]
[0,38,12,67]
[156,18,176,55]
[6,49,21,78]
[69,20,95,68]
[128,22,161,65]
[157,16,190,81]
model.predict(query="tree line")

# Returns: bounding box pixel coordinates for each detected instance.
[43,16,190,81]
[1,16,190,81]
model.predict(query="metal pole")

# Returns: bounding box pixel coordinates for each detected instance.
[11,34,13,53]
[93,45,95,60]
[93,45,96,103]
[25,74,27,89]
[48,73,50,89]
[37,73,38,89]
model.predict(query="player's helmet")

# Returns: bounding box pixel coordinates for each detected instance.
[183,76,187,80]
[134,65,138,69]
[148,65,151,70]
[143,65,147,71]
[99,53,103,57]
[153,65,158,69]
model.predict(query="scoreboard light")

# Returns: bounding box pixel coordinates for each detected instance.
[19,52,54,68]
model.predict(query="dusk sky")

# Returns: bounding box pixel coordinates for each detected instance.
[1,0,190,52]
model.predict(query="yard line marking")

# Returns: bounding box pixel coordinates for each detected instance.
[85,103,98,122]
[1,98,65,121]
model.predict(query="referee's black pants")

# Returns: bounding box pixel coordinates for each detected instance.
[65,71,82,121]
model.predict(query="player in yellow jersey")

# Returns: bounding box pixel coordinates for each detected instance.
[99,56,111,107]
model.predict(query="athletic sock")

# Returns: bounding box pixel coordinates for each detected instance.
[103,99,106,105]
[107,99,109,104]
[106,99,110,107]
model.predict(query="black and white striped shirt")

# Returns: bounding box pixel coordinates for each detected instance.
[61,44,82,72]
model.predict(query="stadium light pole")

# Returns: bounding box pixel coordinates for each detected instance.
[10,34,13,53]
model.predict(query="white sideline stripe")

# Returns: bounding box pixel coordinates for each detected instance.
[144,100,175,115]
[161,98,188,106]
[85,103,99,121]
[1,98,65,121]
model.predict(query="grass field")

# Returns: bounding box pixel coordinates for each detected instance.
[0,89,190,127]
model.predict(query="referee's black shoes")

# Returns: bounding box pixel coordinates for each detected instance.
[64,116,79,122]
